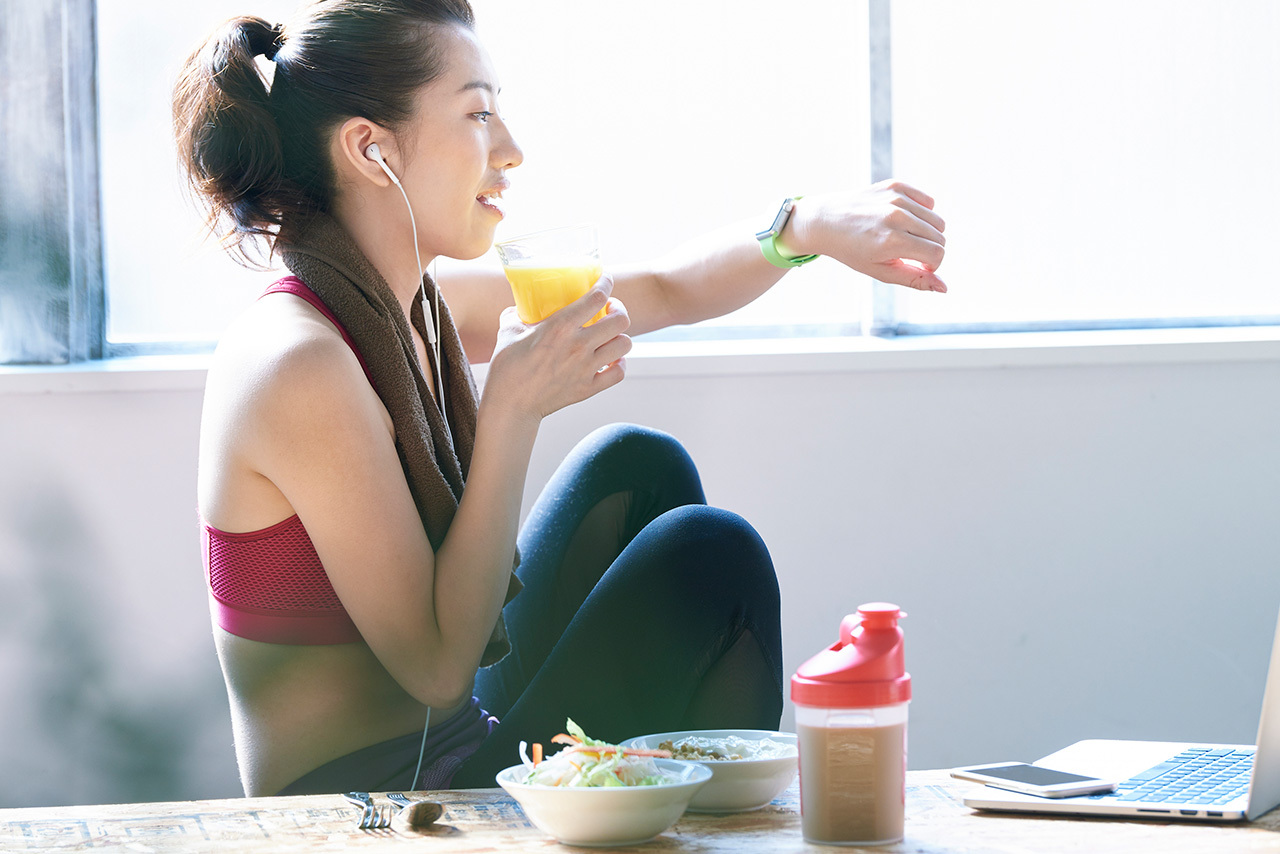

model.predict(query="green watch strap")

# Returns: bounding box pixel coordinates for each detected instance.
[758,196,819,268]
[759,238,819,268]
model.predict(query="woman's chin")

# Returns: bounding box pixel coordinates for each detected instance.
[447,232,500,261]
[445,244,494,262]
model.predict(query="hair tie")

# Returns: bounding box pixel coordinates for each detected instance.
[264,23,285,61]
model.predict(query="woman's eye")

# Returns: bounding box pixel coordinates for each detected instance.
[473,111,495,123]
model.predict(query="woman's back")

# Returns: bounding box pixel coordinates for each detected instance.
[199,290,447,795]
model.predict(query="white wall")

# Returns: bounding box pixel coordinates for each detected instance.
[2,338,1278,807]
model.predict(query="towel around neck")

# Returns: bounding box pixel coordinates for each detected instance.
[280,213,520,667]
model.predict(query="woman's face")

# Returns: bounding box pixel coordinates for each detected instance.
[398,25,523,261]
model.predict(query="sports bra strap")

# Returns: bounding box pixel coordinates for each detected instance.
[262,276,376,390]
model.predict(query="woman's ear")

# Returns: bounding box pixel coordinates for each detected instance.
[335,116,395,188]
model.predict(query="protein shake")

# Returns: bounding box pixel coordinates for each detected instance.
[791,603,912,845]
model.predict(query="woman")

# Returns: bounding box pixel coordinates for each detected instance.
[176,0,946,797]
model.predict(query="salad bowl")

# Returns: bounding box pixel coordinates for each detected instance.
[624,729,798,813]
[495,759,711,847]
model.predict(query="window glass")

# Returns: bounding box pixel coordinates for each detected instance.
[98,0,871,347]
[890,0,1280,330]
[97,1,298,346]
[470,0,871,338]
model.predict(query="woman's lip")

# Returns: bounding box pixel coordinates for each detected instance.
[477,196,505,218]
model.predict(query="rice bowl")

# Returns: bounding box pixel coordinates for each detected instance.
[624,729,799,813]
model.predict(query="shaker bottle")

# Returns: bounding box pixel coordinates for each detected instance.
[791,602,911,845]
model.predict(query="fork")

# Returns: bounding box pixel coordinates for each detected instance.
[365,804,393,830]
[342,792,392,830]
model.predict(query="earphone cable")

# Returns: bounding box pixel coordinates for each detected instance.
[390,177,446,426]
[369,149,444,790]
[409,705,432,791]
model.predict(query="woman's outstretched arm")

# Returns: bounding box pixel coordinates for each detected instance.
[442,180,946,363]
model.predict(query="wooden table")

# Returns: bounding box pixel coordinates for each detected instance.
[2,771,1276,853]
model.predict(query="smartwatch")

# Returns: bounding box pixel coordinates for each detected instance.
[756,197,819,268]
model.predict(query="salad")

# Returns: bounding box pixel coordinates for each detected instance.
[520,719,674,787]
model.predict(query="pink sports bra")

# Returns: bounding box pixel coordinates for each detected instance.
[203,277,370,645]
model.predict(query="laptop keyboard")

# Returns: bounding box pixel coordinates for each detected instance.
[1088,747,1253,805]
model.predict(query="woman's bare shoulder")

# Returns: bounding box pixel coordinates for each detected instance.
[198,293,388,528]
[211,294,360,392]
[204,294,386,449]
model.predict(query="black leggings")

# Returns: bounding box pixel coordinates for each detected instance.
[450,423,783,787]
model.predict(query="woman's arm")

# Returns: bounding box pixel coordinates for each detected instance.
[617,181,948,335]
[441,180,946,363]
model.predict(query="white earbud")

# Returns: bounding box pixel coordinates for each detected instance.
[365,143,401,187]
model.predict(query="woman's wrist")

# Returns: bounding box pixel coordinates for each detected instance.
[773,196,821,261]
[476,391,542,439]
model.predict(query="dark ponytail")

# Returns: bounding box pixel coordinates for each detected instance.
[173,1,475,267]
[173,16,294,265]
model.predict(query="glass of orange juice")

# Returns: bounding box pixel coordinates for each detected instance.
[495,225,607,325]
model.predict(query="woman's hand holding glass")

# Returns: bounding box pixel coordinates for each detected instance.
[484,272,631,423]
[785,180,948,293]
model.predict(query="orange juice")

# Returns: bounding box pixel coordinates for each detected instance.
[503,262,606,325]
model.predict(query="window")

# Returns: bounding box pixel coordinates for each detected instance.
[4,0,1278,365]
[456,0,871,341]
[885,0,1280,334]
[98,0,300,351]
[97,0,872,353]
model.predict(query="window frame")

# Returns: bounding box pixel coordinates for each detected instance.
[66,0,106,362]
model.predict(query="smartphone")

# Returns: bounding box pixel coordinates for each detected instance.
[950,762,1117,798]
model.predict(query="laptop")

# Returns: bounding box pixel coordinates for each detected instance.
[961,606,1280,822]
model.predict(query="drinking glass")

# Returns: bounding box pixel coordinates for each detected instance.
[495,225,607,325]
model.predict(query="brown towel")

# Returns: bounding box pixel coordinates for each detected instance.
[280,213,520,667]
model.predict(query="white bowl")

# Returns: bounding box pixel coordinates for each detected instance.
[624,729,798,813]
[495,759,712,847]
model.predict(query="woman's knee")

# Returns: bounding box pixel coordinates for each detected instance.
[635,505,779,603]
[572,423,702,494]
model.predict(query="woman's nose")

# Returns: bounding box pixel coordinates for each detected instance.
[494,119,523,170]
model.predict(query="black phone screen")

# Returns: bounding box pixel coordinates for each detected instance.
[979,764,1101,785]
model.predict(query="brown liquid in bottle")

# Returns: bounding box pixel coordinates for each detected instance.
[797,721,906,844]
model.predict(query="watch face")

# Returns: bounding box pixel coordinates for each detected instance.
[757,198,795,241]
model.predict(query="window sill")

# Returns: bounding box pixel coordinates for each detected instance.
[623,324,1280,377]
[0,354,211,395]
[3,326,1280,395]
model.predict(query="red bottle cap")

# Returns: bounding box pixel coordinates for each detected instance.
[790,602,912,708]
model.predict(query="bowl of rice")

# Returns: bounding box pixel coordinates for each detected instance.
[624,729,798,813]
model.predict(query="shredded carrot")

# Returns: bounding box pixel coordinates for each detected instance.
[551,733,581,746]
[532,743,543,766]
